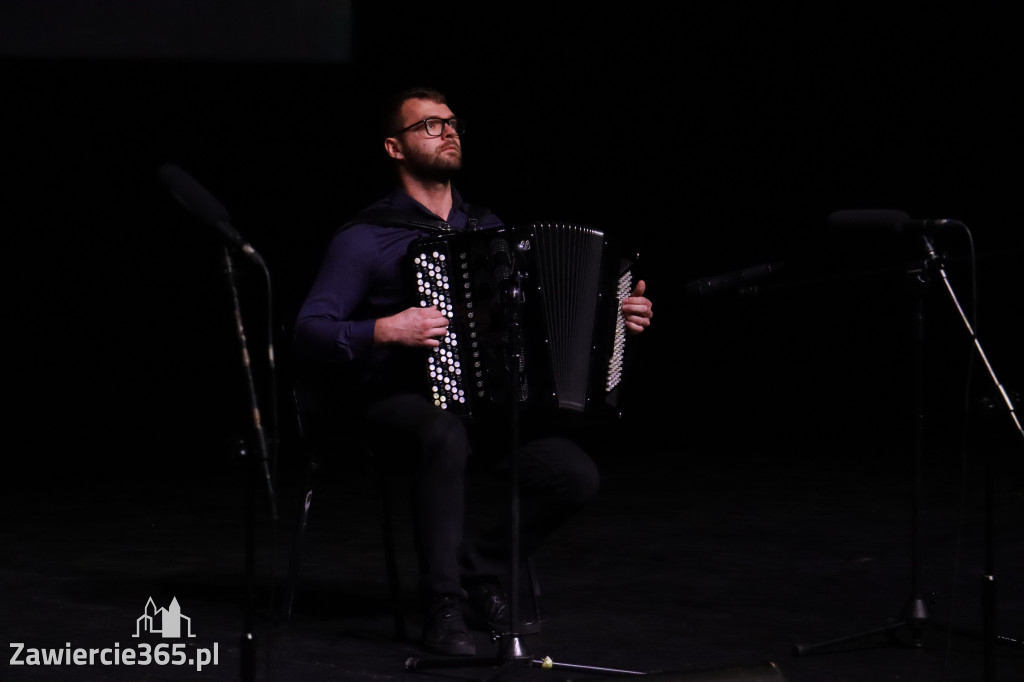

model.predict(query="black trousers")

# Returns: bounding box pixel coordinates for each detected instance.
[361,393,600,600]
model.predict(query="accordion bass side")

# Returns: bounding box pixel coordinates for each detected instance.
[408,223,635,419]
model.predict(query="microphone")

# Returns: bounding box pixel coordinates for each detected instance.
[827,209,956,233]
[159,163,265,266]
[685,261,784,297]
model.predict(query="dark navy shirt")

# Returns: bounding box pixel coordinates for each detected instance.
[293,187,503,398]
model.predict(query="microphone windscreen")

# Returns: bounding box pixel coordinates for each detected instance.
[159,163,232,225]
[827,209,909,232]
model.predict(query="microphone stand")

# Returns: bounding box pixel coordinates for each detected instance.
[794,232,1023,675]
[404,269,533,679]
[405,260,647,680]
[929,234,1024,442]
[927,233,1024,680]
[220,247,280,682]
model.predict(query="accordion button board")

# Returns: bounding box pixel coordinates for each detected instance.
[409,223,633,420]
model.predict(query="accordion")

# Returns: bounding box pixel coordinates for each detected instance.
[408,223,635,420]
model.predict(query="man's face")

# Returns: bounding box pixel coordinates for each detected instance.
[390,97,462,181]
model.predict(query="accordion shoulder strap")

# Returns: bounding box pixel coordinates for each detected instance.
[336,204,493,236]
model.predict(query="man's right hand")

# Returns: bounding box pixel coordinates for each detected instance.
[374,306,449,347]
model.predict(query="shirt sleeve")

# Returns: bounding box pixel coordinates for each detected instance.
[293,225,379,364]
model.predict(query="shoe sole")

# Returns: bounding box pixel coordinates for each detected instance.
[421,642,477,656]
[474,619,542,636]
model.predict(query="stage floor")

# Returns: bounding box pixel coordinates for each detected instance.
[3,433,1023,682]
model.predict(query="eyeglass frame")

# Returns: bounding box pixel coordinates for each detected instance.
[392,117,465,137]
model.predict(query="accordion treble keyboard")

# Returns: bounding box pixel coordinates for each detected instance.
[410,223,632,419]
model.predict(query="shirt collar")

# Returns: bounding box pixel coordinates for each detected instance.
[387,187,470,228]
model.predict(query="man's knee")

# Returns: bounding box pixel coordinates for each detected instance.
[418,408,471,470]
[526,436,600,504]
[566,448,600,503]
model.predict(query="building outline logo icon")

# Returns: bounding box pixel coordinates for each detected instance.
[132,597,196,638]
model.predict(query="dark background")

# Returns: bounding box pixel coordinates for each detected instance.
[2,3,1021,485]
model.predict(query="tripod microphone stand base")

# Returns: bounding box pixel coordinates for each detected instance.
[793,597,930,656]
[499,633,531,661]
[405,631,532,674]
[406,632,649,677]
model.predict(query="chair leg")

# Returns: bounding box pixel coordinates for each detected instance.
[526,558,544,624]
[281,489,312,624]
[281,457,318,627]
[373,450,407,640]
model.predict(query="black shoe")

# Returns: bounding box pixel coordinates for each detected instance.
[465,582,542,635]
[421,594,476,656]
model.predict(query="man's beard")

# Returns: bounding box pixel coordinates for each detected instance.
[404,143,462,183]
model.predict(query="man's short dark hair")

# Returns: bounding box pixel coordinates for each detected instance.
[383,86,449,138]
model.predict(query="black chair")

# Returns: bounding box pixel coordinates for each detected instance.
[281,383,545,640]
[281,385,407,639]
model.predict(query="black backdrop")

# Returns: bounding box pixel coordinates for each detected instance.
[3,5,1021,484]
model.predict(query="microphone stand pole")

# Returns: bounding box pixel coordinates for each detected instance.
[220,247,279,682]
[404,270,532,679]
[793,236,946,657]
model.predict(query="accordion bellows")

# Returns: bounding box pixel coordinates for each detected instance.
[409,223,633,419]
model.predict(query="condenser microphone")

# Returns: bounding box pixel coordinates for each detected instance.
[827,209,957,233]
[685,261,784,297]
[159,163,265,266]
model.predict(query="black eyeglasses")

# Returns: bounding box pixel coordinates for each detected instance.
[394,117,465,137]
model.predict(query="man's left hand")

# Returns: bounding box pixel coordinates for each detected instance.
[622,280,653,335]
